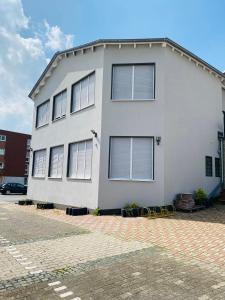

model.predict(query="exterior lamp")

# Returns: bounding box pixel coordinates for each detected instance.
[91,130,97,138]
[156,136,161,145]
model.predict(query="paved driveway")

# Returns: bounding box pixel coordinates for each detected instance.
[1,197,225,299]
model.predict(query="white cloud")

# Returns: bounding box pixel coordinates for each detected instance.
[44,20,74,51]
[0,0,74,134]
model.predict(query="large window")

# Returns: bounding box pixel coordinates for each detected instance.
[71,72,95,113]
[0,135,6,141]
[49,146,64,178]
[68,140,92,179]
[53,90,67,121]
[215,157,221,178]
[36,100,50,128]
[112,64,155,100]
[0,148,5,155]
[109,137,154,181]
[32,149,46,178]
[205,156,213,177]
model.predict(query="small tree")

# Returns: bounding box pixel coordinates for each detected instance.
[194,188,207,205]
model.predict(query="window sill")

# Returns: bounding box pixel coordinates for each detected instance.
[111,99,156,102]
[32,176,45,179]
[109,178,154,182]
[48,177,63,180]
[70,104,95,115]
[36,123,49,130]
[67,177,92,182]
[52,115,66,123]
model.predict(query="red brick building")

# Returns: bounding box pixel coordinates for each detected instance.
[0,130,31,185]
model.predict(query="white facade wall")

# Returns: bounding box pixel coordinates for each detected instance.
[28,42,224,209]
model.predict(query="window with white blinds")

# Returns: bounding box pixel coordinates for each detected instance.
[33,149,46,177]
[112,64,155,100]
[68,140,92,179]
[0,148,5,155]
[49,146,64,178]
[53,90,67,120]
[109,137,153,180]
[36,101,50,128]
[71,72,95,113]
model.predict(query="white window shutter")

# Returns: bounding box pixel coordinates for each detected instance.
[110,138,130,179]
[33,150,46,177]
[68,143,78,178]
[112,66,133,100]
[84,140,92,179]
[132,138,153,180]
[61,90,67,116]
[80,78,89,109]
[37,102,49,127]
[76,142,85,178]
[72,83,81,112]
[50,146,64,178]
[133,65,154,100]
[88,73,95,105]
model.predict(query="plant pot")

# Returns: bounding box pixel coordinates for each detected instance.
[71,207,88,216]
[121,208,141,217]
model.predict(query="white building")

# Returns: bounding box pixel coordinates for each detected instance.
[28,38,225,209]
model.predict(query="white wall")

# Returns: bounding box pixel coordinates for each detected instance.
[2,176,25,184]
[28,47,104,209]
[98,45,166,209]
[164,48,223,203]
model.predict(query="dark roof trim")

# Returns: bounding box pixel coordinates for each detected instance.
[29,38,225,99]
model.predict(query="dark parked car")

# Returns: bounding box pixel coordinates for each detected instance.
[0,183,27,195]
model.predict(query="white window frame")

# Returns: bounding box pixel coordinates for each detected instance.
[71,72,95,113]
[0,148,5,156]
[53,89,67,121]
[67,139,93,179]
[49,145,64,179]
[0,162,4,169]
[0,135,6,141]
[36,100,50,128]
[109,137,154,181]
[111,64,155,101]
[32,149,47,178]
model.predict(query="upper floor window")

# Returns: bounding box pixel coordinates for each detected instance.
[53,89,67,121]
[71,72,95,113]
[112,64,155,100]
[49,145,64,178]
[0,162,4,169]
[109,137,154,181]
[68,139,92,179]
[205,156,213,177]
[36,100,50,128]
[0,135,6,141]
[32,149,46,178]
[0,148,5,156]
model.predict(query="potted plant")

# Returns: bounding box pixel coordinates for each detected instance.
[194,188,208,207]
[121,202,141,217]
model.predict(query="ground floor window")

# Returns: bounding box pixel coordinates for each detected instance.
[205,156,213,177]
[215,157,221,177]
[32,149,46,177]
[109,137,154,181]
[49,145,64,178]
[67,139,92,179]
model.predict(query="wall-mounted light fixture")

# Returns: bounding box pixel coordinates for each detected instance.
[91,129,97,138]
[156,136,161,145]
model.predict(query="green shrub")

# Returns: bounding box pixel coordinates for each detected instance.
[194,188,207,205]
[91,207,100,216]
[124,202,139,209]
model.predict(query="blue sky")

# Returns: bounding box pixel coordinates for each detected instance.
[0,0,225,134]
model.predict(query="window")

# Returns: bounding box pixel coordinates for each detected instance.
[53,89,67,120]
[32,149,46,177]
[215,158,221,178]
[0,162,4,169]
[205,156,213,177]
[71,72,95,113]
[109,137,154,180]
[0,135,6,141]
[27,139,31,149]
[112,64,155,100]
[0,148,5,155]
[36,100,50,128]
[49,146,64,178]
[68,140,92,179]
